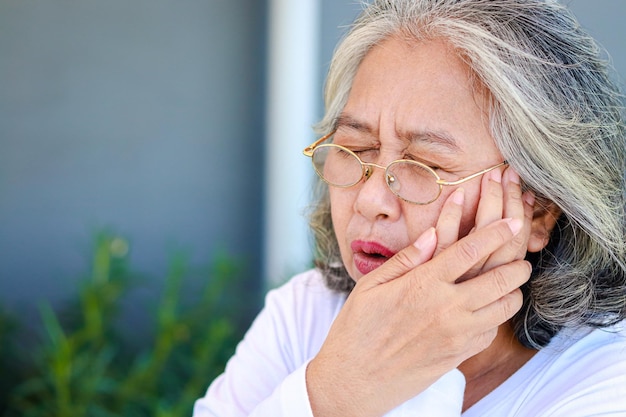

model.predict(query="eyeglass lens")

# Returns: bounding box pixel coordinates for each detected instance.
[311,144,441,204]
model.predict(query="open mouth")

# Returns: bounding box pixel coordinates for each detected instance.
[351,240,395,276]
[365,252,388,259]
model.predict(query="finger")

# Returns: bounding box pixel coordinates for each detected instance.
[502,167,524,222]
[460,299,524,357]
[480,169,532,271]
[428,218,523,284]
[363,227,437,287]
[460,259,531,311]
[457,168,505,280]
[471,288,525,332]
[474,166,504,230]
[516,191,535,259]
[434,188,465,256]
[502,169,533,261]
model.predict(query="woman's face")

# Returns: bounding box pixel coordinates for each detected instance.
[330,36,504,281]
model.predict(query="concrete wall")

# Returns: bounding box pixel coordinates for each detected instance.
[567,0,626,82]
[0,0,266,326]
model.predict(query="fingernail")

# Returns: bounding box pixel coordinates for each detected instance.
[414,227,436,249]
[490,167,502,183]
[505,218,523,235]
[525,260,533,274]
[505,168,521,185]
[451,188,465,205]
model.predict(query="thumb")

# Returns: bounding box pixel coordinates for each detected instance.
[363,227,437,287]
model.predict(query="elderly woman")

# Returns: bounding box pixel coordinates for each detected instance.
[194,0,626,416]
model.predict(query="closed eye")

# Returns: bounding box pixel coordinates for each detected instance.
[350,148,379,162]
[402,154,441,171]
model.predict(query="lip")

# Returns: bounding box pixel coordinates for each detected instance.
[351,240,396,276]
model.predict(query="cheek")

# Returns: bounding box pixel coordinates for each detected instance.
[403,202,444,242]
[403,188,481,242]
[329,188,364,282]
[329,187,351,226]
[329,188,353,254]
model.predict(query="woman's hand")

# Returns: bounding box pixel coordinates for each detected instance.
[435,166,535,279]
[306,216,531,417]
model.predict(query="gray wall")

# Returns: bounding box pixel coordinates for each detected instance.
[567,0,626,79]
[0,0,266,328]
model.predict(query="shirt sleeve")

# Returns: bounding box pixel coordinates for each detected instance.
[192,271,468,417]
[393,369,466,416]
[193,361,313,417]
[246,362,314,417]
[192,272,336,417]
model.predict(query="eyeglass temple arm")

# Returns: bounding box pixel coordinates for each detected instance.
[437,161,508,186]
[302,131,336,157]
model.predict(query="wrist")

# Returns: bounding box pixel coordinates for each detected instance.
[306,357,373,417]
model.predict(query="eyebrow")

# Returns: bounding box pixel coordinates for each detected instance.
[404,130,461,152]
[334,113,461,152]
[334,114,374,134]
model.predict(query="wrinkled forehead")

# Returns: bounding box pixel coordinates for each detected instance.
[333,36,500,164]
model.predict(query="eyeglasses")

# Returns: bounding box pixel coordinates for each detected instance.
[303,131,507,205]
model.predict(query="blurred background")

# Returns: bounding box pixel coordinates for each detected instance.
[0,0,624,415]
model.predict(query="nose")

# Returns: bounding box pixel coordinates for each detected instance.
[353,163,402,221]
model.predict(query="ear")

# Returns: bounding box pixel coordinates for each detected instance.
[527,200,562,253]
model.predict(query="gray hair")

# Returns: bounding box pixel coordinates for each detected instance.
[309,0,626,348]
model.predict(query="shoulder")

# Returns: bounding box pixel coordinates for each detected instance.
[541,322,626,383]
[529,323,626,414]
[193,270,346,416]
[526,323,626,414]
[259,269,348,363]
[544,322,626,369]
[264,269,348,335]
[466,322,626,416]
[266,269,348,311]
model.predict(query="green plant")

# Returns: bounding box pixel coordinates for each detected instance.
[0,306,19,415]
[5,232,253,417]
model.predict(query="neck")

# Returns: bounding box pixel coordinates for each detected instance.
[459,323,537,411]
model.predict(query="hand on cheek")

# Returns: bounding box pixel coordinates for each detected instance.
[435,166,535,281]
[307,219,530,417]
[434,187,465,256]
[476,167,535,271]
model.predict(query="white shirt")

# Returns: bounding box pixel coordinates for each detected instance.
[193,269,626,417]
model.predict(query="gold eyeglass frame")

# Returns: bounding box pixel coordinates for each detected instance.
[303,130,508,205]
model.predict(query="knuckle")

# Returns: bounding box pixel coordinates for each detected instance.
[446,336,467,355]
[506,187,523,202]
[512,232,526,247]
[487,183,503,198]
[455,240,480,264]
[392,249,416,271]
[476,328,498,351]
[500,289,524,320]
[510,260,532,284]
[494,222,514,243]
[490,267,510,297]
